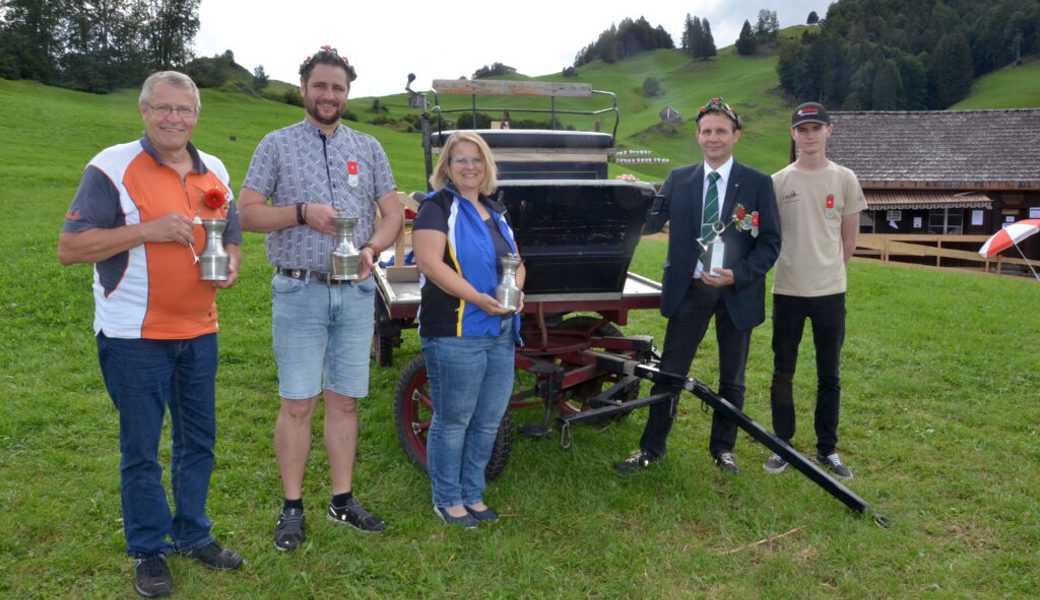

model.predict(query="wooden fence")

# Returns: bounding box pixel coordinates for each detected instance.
[855,234,1036,277]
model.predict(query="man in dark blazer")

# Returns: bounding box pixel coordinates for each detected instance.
[616,97,781,475]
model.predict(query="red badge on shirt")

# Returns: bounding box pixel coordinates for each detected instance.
[347,160,359,175]
[826,194,835,209]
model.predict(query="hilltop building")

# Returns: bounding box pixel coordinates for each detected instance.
[659,106,682,122]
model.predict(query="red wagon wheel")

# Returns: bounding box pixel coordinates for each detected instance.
[393,354,514,481]
[553,316,640,420]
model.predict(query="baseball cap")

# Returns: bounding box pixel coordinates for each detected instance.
[791,102,830,127]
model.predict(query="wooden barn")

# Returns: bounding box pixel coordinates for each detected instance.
[819,109,1040,270]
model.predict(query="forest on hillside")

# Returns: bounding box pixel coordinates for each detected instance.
[0,0,203,93]
[777,0,1040,109]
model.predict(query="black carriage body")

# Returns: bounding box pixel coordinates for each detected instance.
[497,179,654,296]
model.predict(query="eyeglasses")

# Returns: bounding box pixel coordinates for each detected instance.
[450,156,484,166]
[148,104,197,119]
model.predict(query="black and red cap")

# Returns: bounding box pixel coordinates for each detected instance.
[791,102,830,127]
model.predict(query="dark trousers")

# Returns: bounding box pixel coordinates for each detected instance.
[769,293,846,456]
[639,280,751,459]
[97,332,218,557]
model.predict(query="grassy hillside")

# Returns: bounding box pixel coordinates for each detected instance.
[2,40,1040,600]
[951,56,1040,110]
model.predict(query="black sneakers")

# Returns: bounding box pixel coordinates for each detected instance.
[816,453,853,480]
[714,452,740,475]
[613,448,661,473]
[133,555,172,598]
[133,542,241,597]
[179,541,243,570]
[274,507,305,552]
[327,496,387,532]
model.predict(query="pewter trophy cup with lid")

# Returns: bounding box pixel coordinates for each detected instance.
[199,218,229,281]
[495,253,522,311]
[330,215,361,281]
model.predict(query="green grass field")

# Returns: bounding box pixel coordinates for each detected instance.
[2,47,1040,598]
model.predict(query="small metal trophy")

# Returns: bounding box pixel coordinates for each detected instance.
[495,253,522,311]
[331,214,361,281]
[199,218,229,281]
[697,221,728,277]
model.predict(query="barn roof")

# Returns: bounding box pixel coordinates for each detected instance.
[825,109,1040,190]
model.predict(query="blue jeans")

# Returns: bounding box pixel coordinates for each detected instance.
[770,293,846,456]
[97,332,218,557]
[271,274,376,400]
[421,320,514,508]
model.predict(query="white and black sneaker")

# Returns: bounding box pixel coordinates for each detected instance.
[714,452,740,475]
[613,448,661,473]
[273,507,305,552]
[327,497,386,532]
[816,453,853,480]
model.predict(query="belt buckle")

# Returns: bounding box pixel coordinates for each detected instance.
[290,269,304,280]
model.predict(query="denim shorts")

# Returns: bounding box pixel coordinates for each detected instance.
[271,273,376,400]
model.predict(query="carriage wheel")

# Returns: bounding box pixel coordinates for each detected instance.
[372,331,394,368]
[554,316,640,422]
[372,296,395,368]
[393,354,514,481]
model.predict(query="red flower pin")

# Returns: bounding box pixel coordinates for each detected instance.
[204,188,227,210]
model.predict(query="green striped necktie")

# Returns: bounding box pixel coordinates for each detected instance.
[701,171,721,239]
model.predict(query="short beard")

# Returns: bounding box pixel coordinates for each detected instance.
[306,104,342,126]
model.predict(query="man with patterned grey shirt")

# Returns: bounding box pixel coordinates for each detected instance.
[238,45,403,551]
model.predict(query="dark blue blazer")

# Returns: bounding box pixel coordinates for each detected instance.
[644,160,781,331]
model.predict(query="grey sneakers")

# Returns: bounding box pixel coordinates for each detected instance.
[816,453,853,480]
[763,453,789,474]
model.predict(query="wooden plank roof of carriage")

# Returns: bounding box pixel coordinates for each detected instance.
[825,109,1040,191]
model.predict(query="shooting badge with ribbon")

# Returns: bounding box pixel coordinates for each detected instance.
[347,158,359,188]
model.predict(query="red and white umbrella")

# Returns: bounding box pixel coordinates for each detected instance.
[979,219,1040,256]
[979,218,1040,280]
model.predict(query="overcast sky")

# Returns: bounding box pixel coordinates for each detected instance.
[196,1,835,98]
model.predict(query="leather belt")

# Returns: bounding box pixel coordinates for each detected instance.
[277,268,348,285]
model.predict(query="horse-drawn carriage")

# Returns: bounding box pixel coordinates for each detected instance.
[372,78,885,521]
[373,78,658,478]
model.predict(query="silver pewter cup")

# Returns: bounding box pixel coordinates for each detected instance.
[495,253,522,311]
[199,218,229,281]
[331,215,360,281]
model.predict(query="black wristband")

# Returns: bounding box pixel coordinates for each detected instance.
[295,203,305,225]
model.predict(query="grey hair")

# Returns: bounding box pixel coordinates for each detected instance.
[138,71,201,113]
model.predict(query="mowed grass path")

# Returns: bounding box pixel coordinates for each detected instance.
[2,79,1039,599]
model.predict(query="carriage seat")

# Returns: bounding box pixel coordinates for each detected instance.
[432,129,614,180]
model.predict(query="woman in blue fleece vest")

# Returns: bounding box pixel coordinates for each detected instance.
[413,131,525,528]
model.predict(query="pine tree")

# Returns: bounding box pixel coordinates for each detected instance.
[688,16,702,59]
[736,20,756,56]
[700,20,717,58]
